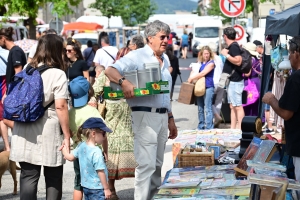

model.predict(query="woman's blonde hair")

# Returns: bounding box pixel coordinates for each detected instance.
[197,46,214,63]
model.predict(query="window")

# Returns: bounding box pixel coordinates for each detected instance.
[195,27,219,38]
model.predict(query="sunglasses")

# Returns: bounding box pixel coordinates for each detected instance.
[289,39,299,52]
[156,35,169,41]
[66,49,73,53]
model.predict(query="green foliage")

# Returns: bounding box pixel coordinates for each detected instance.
[151,0,197,14]
[0,0,80,19]
[90,0,156,26]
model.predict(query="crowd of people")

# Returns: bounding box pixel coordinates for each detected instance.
[1,19,300,200]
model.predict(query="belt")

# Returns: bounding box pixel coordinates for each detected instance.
[131,106,168,114]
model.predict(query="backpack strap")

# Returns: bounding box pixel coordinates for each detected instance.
[44,100,54,111]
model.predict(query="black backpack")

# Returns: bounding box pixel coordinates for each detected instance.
[232,42,252,74]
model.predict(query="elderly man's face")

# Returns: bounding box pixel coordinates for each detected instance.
[148,31,169,55]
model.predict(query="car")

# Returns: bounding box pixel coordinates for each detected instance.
[72,33,99,52]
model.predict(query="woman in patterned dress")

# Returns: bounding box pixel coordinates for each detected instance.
[93,47,139,200]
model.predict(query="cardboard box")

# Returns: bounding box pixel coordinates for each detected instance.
[178,82,195,104]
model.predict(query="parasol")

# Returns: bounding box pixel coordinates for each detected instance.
[14,39,38,53]
[63,22,103,32]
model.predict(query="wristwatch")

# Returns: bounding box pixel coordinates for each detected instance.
[226,54,230,59]
[118,77,126,85]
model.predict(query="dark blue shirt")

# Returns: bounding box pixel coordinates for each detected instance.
[200,60,215,88]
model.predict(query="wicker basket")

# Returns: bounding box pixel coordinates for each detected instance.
[177,149,214,167]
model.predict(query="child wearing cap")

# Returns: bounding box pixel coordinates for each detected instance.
[62,117,112,200]
[69,76,109,200]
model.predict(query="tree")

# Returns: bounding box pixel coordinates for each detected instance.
[89,0,156,27]
[0,0,81,39]
[207,0,276,28]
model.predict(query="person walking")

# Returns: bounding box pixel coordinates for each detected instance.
[69,77,108,200]
[220,27,244,130]
[128,35,145,51]
[105,20,178,200]
[0,46,9,151]
[8,34,71,200]
[94,35,118,69]
[180,30,189,59]
[208,42,224,127]
[166,45,180,101]
[93,47,136,200]
[262,37,300,197]
[62,117,112,200]
[65,38,89,82]
[83,40,96,84]
[0,27,26,152]
[188,46,215,130]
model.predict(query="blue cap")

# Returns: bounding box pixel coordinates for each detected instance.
[69,76,89,108]
[82,117,112,133]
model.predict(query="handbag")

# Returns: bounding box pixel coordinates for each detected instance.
[97,92,106,119]
[194,77,205,96]
[243,78,259,106]
[218,72,230,89]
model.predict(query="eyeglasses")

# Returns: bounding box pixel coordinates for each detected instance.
[66,49,73,53]
[155,35,170,41]
[289,39,299,52]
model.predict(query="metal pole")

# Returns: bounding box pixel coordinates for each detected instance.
[56,13,58,34]
[231,17,235,27]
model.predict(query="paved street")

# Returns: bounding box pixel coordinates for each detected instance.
[0,52,199,200]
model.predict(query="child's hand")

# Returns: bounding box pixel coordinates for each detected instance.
[104,188,111,199]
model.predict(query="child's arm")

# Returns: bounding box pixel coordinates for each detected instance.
[97,170,111,199]
[62,145,76,161]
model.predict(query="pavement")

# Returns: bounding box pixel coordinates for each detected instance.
[0,52,202,200]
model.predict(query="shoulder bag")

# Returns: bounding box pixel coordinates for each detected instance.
[194,60,213,97]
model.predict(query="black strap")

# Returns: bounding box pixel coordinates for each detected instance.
[102,48,115,61]
[0,55,7,65]
[85,49,93,61]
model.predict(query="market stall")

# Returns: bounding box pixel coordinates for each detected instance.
[259,3,300,118]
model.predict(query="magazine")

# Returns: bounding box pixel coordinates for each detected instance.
[157,188,201,195]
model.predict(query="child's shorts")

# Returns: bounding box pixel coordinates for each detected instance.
[83,187,105,200]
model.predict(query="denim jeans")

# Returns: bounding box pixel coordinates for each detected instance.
[196,87,214,130]
[83,187,105,200]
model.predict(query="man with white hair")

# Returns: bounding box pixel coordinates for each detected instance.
[208,42,224,127]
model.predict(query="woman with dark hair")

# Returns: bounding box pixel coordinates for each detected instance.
[8,34,71,200]
[166,45,180,101]
[66,38,89,81]
[0,26,26,152]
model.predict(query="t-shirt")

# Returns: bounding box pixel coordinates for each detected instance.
[83,47,95,67]
[66,59,89,81]
[73,142,108,189]
[93,46,118,69]
[213,55,224,85]
[200,60,214,88]
[0,47,9,76]
[181,34,189,45]
[222,42,243,82]
[278,69,300,157]
[6,46,26,84]
[69,104,104,148]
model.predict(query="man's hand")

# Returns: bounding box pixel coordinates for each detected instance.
[221,49,229,56]
[168,120,178,139]
[121,80,135,99]
[262,92,275,105]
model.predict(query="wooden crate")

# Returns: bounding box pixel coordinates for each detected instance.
[177,149,214,167]
[178,82,195,105]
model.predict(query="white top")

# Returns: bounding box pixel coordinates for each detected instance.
[28,43,38,59]
[213,55,224,85]
[0,47,9,76]
[93,46,118,68]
